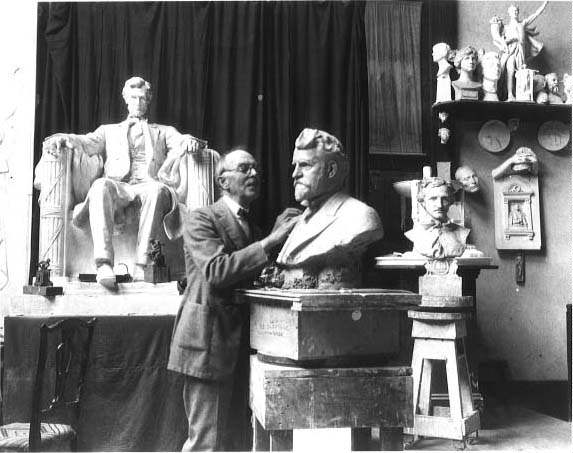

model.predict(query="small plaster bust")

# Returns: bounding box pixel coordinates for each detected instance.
[404,177,470,260]
[492,147,539,180]
[433,42,453,103]
[542,73,564,104]
[452,46,482,99]
[480,51,502,101]
[275,128,383,289]
[438,127,451,144]
[455,166,480,193]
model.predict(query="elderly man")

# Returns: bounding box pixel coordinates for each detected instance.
[40,76,202,287]
[168,149,300,451]
[276,128,383,289]
[405,177,470,259]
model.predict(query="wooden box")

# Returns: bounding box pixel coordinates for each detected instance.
[250,356,413,430]
[237,288,420,363]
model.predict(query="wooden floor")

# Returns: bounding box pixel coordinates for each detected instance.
[399,402,571,451]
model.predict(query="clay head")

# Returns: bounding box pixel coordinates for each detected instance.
[508,5,519,19]
[417,177,455,223]
[122,76,152,119]
[545,73,559,94]
[481,51,501,80]
[432,43,451,63]
[438,127,450,144]
[291,128,347,207]
[216,149,261,206]
[455,166,480,193]
[454,46,478,72]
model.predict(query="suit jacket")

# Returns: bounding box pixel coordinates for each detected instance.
[167,199,269,381]
[277,191,384,267]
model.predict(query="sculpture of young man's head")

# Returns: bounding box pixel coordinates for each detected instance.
[432,42,451,63]
[417,177,455,223]
[122,76,152,118]
[481,51,502,81]
[291,128,348,207]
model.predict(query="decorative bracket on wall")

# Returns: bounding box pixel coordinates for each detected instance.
[515,251,525,285]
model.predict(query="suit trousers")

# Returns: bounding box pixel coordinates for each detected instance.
[86,177,172,265]
[181,376,233,452]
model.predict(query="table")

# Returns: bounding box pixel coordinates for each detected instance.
[2,315,187,451]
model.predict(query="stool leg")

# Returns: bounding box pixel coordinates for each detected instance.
[253,416,270,451]
[418,359,433,416]
[411,340,424,415]
[457,341,475,416]
[445,341,463,419]
[270,430,293,452]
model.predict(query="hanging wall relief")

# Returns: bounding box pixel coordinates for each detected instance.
[491,147,541,250]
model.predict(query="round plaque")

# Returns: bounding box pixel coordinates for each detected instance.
[538,121,570,152]
[478,120,511,153]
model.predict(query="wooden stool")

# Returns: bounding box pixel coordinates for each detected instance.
[407,310,479,446]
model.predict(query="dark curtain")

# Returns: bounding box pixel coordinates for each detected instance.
[34,1,367,241]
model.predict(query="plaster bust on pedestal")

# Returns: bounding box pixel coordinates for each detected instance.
[452,46,482,100]
[404,177,470,260]
[433,42,453,103]
[275,128,383,289]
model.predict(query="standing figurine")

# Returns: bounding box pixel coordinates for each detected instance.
[491,2,549,101]
[433,42,453,103]
[147,239,166,267]
[480,51,502,101]
[35,259,53,287]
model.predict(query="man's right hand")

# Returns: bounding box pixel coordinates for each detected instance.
[43,134,74,159]
[261,208,301,254]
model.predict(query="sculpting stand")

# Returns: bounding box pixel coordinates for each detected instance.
[407,310,479,449]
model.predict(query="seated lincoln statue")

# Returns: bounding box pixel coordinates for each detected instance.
[404,177,470,260]
[275,128,384,289]
[36,76,203,287]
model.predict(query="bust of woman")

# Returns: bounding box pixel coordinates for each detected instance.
[452,46,482,100]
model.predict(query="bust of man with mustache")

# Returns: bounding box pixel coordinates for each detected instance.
[275,128,384,289]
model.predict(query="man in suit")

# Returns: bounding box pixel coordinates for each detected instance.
[41,76,202,287]
[168,149,300,451]
[276,128,383,289]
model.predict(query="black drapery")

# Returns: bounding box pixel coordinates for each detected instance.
[34,1,368,242]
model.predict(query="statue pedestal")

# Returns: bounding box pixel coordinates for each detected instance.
[4,281,180,318]
[144,264,171,284]
[237,288,420,365]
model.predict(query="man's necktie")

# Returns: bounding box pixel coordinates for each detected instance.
[237,208,250,221]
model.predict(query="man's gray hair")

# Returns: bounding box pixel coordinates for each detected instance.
[122,76,152,102]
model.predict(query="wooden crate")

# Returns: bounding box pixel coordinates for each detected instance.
[250,356,413,431]
[238,288,420,362]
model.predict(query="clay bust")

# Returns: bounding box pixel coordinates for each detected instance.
[433,42,453,103]
[536,73,564,104]
[492,147,539,180]
[36,77,203,287]
[480,51,502,101]
[452,46,482,100]
[455,166,480,193]
[276,128,383,289]
[404,178,470,260]
[491,2,548,101]
[438,127,450,144]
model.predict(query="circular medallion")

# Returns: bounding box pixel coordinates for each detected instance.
[478,120,511,153]
[538,121,570,152]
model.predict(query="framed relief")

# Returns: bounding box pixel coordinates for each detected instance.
[491,147,541,250]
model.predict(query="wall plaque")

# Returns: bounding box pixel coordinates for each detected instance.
[478,120,510,153]
[537,120,570,152]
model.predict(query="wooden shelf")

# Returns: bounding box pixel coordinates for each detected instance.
[432,100,572,123]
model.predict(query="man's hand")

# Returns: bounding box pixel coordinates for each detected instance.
[42,134,74,159]
[271,207,302,233]
[261,208,302,254]
[181,135,208,154]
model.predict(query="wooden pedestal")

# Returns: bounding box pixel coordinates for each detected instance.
[238,288,420,364]
[407,311,480,443]
[250,356,413,451]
